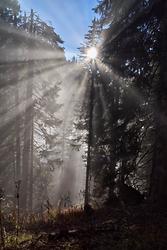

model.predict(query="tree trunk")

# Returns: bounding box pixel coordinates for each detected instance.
[20,10,34,211]
[14,83,21,181]
[20,68,33,210]
[84,61,95,208]
[28,120,34,212]
[151,0,167,206]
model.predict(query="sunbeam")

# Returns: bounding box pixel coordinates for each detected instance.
[0,1,166,248]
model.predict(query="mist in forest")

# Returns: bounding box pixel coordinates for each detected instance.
[0,3,89,211]
[1,0,167,219]
[1,1,167,249]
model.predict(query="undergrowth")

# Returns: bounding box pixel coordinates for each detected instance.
[1,205,167,250]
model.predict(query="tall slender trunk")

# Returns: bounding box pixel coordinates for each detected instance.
[13,15,21,181]
[84,61,95,208]
[28,119,34,212]
[14,84,21,181]
[151,1,167,206]
[20,10,34,211]
[21,69,33,210]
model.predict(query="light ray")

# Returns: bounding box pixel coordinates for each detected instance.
[87,47,97,60]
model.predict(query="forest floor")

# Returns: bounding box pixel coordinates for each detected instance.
[2,204,167,250]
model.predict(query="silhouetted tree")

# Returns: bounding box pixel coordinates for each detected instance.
[81,0,165,207]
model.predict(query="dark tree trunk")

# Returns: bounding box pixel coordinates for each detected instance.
[84,61,95,209]
[14,83,21,181]
[20,69,33,210]
[28,122,34,212]
[13,15,22,192]
[20,10,34,211]
[151,1,167,206]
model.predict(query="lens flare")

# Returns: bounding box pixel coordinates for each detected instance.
[87,47,97,59]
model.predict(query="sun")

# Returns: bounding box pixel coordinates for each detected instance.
[87,47,97,60]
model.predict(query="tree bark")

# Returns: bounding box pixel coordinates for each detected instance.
[84,61,95,208]
[28,119,34,212]
[14,83,21,181]
[20,10,34,211]
[151,0,167,206]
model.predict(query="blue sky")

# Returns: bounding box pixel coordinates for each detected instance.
[19,0,98,59]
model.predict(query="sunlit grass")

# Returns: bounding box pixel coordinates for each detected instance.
[5,233,33,248]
